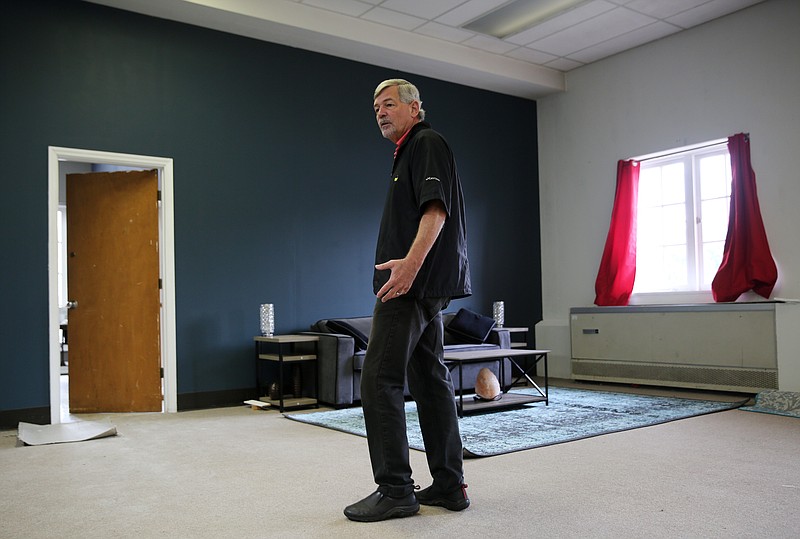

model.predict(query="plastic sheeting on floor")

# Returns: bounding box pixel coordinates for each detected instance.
[18,420,117,446]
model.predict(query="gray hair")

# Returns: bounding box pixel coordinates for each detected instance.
[373,79,426,121]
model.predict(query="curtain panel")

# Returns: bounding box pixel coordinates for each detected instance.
[711,133,778,302]
[594,160,640,306]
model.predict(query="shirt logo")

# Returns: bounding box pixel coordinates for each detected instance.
[393,177,398,182]
[425,176,441,182]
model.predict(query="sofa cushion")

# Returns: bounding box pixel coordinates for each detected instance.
[352,350,367,371]
[326,319,370,351]
[445,308,496,344]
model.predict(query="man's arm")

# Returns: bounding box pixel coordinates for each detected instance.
[375,200,446,302]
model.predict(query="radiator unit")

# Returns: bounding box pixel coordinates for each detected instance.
[570,303,780,393]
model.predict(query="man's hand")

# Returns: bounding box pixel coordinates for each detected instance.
[376,257,418,302]
[375,200,447,303]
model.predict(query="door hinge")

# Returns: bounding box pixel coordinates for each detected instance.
[160,367,164,378]
[158,278,163,290]
[157,190,162,202]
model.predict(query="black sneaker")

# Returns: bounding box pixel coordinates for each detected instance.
[344,490,420,522]
[415,483,470,511]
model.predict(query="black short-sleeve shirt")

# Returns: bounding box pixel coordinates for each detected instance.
[373,122,472,299]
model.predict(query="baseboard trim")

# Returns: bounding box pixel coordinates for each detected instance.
[0,406,51,429]
[0,390,257,429]
[177,388,256,411]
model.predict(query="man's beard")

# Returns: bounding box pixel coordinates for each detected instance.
[379,122,396,140]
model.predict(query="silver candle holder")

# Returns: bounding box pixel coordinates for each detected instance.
[492,301,505,328]
[259,303,275,337]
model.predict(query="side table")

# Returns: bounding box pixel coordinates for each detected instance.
[254,334,319,412]
[494,326,529,348]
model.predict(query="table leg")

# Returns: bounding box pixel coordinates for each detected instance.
[544,352,549,405]
[278,343,285,413]
[500,356,506,394]
[457,362,465,418]
[508,353,549,405]
[255,342,260,398]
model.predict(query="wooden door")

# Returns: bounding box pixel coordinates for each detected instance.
[66,170,162,412]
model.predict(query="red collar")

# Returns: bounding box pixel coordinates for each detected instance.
[393,127,413,158]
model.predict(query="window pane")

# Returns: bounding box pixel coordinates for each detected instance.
[635,244,689,292]
[634,244,659,291]
[664,245,688,288]
[701,198,730,242]
[661,204,687,245]
[702,240,725,287]
[699,154,730,200]
[637,206,660,240]
[661,162,685,204]
[638,168,662,207]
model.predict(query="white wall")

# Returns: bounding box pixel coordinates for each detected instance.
[536,0,800,378]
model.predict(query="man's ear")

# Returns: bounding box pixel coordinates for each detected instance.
[410,100,420,118]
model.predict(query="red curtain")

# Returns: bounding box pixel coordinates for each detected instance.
[711,133,777,302]
[594,160,640,306]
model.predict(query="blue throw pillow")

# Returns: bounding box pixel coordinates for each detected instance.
[326,319,369,351]
[446,308,496,344]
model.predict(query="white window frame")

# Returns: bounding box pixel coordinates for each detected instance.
[630,139,731,304]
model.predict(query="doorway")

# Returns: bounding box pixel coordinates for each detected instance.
[48,147,177,423]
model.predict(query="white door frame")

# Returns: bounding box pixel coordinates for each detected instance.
[48,146,178,422]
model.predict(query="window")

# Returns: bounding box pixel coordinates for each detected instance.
[633,141,731,294]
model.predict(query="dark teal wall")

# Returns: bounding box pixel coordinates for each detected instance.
[0,0,540,419]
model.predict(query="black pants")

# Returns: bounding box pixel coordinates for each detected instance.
[360,296,464,498]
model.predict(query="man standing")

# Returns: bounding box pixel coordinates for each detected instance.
[344,79,472,522]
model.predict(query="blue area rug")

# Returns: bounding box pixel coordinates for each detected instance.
[740,390,800,418]
[285,387,746,457]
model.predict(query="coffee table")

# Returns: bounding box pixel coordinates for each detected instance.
[443,348,549,417]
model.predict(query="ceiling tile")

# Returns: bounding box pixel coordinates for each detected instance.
[379,0,466,20]
[528,7,656,56]
[505,46,558,64]
[434,0,509,27]
[624,0,710,19]
[415,21,474,43]
[301,0,373,17]
[546,57,585,71]
[504,0,617,46]
[360,6,425,30]
[666,0,764,29]
[462,34,519,54]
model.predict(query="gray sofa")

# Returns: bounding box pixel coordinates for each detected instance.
[309,312,513,407]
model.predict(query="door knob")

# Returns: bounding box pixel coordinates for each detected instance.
[66,300,78,310]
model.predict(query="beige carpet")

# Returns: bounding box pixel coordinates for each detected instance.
[1,381,799,538]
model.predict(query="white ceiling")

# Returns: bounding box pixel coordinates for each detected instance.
[85,0,765,99]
